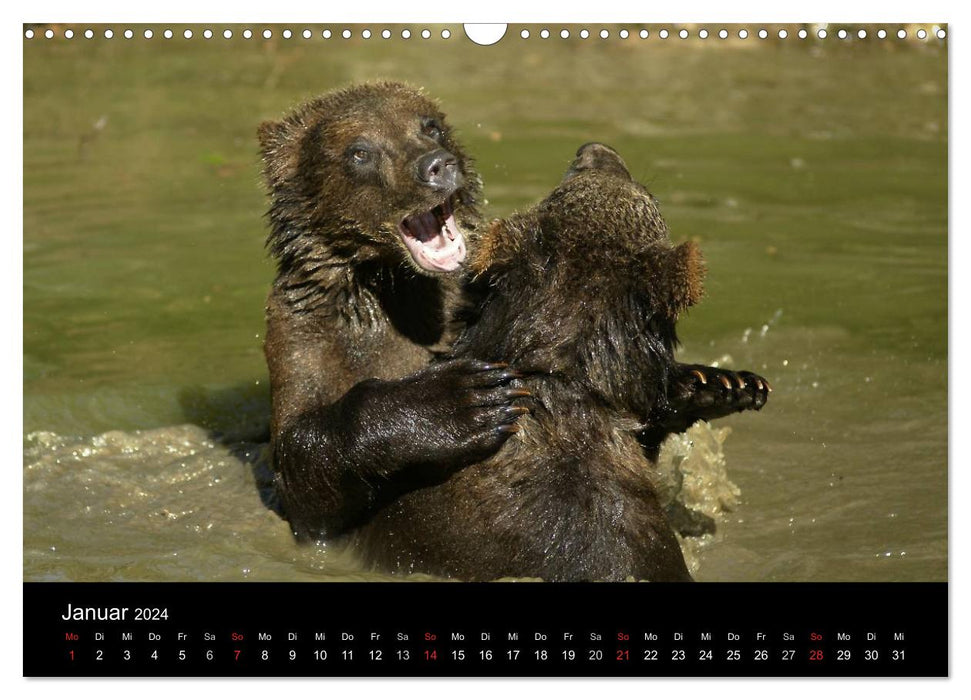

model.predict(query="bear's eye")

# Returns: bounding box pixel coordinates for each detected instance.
[421,119,444,142]
[346,145,373,166]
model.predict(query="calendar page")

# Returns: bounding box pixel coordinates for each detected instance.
[21,19,948,678]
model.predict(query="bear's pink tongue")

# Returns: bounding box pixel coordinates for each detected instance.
[399,206,467,272]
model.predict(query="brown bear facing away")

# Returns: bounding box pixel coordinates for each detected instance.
[352,143,770,582]
[259,82,531,541]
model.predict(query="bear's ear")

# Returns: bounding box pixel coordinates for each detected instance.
[469,213,538,278]
[257,119,289,158]
[644,241,706,319]
[257,118,307,188]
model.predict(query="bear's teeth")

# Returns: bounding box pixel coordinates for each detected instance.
[433,205,447,229]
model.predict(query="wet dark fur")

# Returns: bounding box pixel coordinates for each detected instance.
[260,83,527,540]
[354,144,770,582]
[354,145,700,581]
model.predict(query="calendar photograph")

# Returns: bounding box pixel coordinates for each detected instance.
[23,23,947,591]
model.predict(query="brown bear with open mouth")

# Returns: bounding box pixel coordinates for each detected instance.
[351,143,771,582]
[258,82,530,542]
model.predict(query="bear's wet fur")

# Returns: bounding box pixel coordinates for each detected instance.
[352,143,714,582]
[259,82,528,541]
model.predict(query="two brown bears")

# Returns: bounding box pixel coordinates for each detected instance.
[258,83,769,581]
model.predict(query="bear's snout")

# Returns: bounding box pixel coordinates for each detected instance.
[415,149,463,192]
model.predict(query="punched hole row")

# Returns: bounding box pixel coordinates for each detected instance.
[24,26,947,41]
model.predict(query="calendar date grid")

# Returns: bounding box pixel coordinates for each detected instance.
[59,625,912,671]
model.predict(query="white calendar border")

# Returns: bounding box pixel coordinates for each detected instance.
[5,0,965,697]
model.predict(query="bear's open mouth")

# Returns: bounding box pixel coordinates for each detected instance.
[397,195,467,272]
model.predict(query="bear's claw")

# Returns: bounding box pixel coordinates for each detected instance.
[674,363,772,420]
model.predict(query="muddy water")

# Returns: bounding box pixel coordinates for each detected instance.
[23,26,947,582]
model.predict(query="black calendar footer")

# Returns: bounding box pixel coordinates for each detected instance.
[24,581,947,677]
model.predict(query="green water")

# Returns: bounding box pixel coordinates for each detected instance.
[23,25,947,582]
